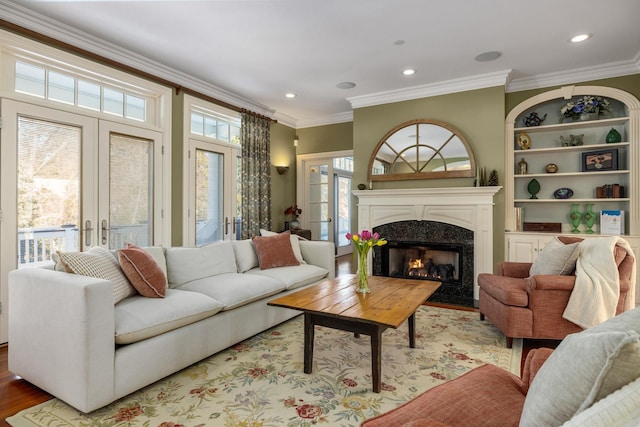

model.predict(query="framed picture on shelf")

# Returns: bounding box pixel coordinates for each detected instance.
[581,149,618,172]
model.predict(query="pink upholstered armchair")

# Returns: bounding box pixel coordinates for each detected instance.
[477,236,635,347]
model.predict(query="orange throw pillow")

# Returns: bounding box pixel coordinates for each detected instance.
[118,244,167,298]
[252,231,300,270]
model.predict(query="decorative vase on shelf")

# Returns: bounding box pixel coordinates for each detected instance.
[583,204,596,234]
[569,204,582,233]
[527,179,540,199]
[517,158,528,175]
[606,128,622,144]
[580,112,598,121]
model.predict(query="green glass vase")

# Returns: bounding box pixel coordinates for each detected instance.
[569,203,582,233]
[583,204,596,234]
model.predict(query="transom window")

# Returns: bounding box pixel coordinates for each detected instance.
[15,60,146,122]
[190,109,241,144]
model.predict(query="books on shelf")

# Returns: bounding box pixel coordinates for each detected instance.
[595,184,624,198]
[600,210,624,235]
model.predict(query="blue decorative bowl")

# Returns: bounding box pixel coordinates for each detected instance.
[553,188,574,199]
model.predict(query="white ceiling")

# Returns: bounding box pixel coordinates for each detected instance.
[3,0,640,128]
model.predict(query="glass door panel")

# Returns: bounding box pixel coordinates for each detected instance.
[308,164,332,242]
[17,116,82,266]
[108,133,153,249]
[195,149,224,245]
[335,174,352,256]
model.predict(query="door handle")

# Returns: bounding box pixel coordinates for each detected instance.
[84,220,93,247]
[225,217,230,235]
[101,220,109,245]
[232,217,236,234]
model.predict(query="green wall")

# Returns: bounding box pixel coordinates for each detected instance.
[171,73,639,263]
[352,86,506,267]
[270,122,298,230]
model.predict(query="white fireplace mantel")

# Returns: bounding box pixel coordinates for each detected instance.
[354,187,502,301]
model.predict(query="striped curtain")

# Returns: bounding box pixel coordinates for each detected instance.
[241,113,271,239]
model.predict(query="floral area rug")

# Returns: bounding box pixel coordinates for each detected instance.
[7,306,522,427]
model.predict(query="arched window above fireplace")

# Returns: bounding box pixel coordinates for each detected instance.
[368,119,476,181]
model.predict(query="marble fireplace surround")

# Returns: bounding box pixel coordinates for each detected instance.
[354,187,502,302]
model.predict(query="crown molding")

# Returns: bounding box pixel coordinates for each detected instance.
[0,0,275,117]
[506,56,640,93]
[347,69,512,109]
[295,111,353,129]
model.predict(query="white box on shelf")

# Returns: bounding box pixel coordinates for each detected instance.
[600,210,624,235]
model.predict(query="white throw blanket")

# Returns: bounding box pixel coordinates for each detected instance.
[563,236,636,329]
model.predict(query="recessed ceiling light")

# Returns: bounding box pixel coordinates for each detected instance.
[285,93,296,99]
[570,33,592,43]
[336,81,356,89]
[474,51,502,62]
[403,69,416,76]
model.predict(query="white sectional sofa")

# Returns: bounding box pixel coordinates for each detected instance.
[8,237,335,413]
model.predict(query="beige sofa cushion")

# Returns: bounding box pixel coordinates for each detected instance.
[177,272,285,311]
[246,264,329,290]
[115,289,224,344]
[164,242,237,287]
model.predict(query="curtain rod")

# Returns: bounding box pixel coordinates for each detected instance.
[0,19,275,121]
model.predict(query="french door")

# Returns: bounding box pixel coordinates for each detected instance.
[186,138,239,246]
[297,151,353,256]
[0,99,163,342]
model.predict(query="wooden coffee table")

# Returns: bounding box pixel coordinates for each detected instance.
[268,274,441,392]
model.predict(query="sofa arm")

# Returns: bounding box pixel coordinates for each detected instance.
[499,262,532,278]
[299,240,335,279]
[526,275,576,292]
[8,268,116,412]
[520,347,554,395]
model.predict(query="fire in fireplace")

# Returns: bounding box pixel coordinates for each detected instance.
[380,241,462,286]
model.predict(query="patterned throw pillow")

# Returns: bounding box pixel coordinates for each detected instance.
[252,231,300,270]
[118,244,167,298]
[56,246,136,304]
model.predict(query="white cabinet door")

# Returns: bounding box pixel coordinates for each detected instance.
[506,233,553,262]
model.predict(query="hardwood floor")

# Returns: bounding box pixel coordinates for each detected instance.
[0,254,478,423]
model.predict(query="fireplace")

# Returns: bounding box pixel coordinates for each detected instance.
[354,187,501,306]
[373,221,474,307]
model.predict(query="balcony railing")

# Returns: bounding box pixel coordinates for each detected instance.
[18,224,150,268]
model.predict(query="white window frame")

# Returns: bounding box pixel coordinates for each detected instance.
[183,94,241,246]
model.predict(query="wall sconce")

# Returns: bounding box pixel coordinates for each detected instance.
[294,135,299,147]
[275,166,289,175]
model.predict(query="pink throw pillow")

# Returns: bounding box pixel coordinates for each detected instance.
[118,244,167,298]
[252,231,300,270]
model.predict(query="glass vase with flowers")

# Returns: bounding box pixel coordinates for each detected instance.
[345,230,387,293]
[284,205,302,229]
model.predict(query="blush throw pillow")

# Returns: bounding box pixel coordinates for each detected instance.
[529,236,580,276]
[56,246,136,304]
[118,244,167,298]
[260,229,306,264]
[252,231,300,270]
